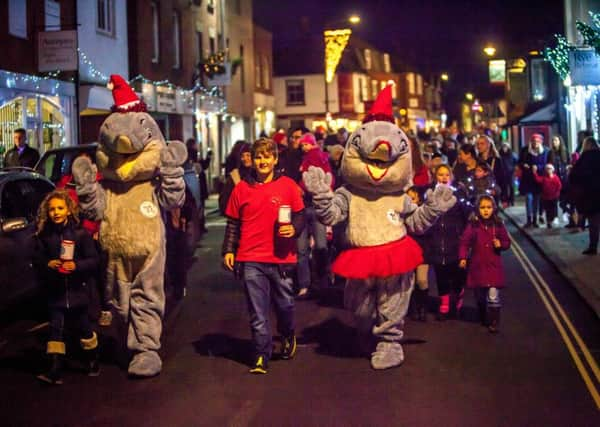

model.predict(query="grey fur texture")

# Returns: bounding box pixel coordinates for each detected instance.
[73,112,185,377]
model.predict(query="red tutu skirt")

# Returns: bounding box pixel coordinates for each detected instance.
[332,236,423,279]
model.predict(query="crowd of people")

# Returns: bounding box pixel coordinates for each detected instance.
[6,120,599,380]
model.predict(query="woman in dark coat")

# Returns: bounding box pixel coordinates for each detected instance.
[518,133,548,227]
[569,137,600,254]
[499,143,517,206]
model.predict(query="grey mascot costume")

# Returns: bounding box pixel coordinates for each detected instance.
[303,83,456,369]
[73,75,186,377]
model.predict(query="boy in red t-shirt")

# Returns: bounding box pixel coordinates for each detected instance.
[222,138,305,374]
[533,163,562,228]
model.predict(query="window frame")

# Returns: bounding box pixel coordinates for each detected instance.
[96,0,115,37]
[286,80,306,106]
[151,1,160,64]
[172,10,181,69]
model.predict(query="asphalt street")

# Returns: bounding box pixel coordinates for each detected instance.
[1,214,599,426]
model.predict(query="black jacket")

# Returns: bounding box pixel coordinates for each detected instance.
[570,150,600,215]
[33,221,98,309]
[4,145,40,168]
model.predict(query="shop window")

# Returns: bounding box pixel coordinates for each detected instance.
[151,2,160,63]
[97,0,115,37]
[407,73,415,95]
[417,74,423,95]
[172,11,181,69]
[286,80,305,106]
[371,80,378,98]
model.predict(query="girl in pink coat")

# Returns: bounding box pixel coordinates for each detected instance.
[459,195,511,333]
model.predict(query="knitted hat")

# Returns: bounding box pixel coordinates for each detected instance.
[363,82,395,124]
[298,132,317,146]
[107,74,147,113]
[531,133,544,142]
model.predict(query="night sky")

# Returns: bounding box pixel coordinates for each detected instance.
[253,0,565,122]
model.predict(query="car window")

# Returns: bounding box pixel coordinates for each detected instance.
[0,179,54,221]
[38,152,65,183]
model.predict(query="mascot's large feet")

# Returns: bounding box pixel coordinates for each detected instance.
[370,342,404,370]
[128,351,162,378]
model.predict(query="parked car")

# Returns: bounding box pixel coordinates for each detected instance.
[0,169,55,309]
[35,143,98,184]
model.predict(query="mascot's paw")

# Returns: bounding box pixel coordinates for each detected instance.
[161,140,187,168]
[425,184,457,213]
[72,156,98,185]
[302,166,333,195]
[128,351,162,377]
[370,342,404,370]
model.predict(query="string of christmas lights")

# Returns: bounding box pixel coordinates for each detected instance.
[544,34,573,81]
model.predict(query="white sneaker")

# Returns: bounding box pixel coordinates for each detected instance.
[562,213,570,223]
[552,218,560,227]
[98,310,113,326]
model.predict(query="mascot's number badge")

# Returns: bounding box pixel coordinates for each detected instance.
[140,201,159,218]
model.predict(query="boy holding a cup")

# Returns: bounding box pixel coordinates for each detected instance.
[222,138,305,374]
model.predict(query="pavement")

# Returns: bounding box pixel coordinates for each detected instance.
[502,197,600,318]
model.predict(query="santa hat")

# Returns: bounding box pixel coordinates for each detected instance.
[363,81,395,124]
[107,74,147,113]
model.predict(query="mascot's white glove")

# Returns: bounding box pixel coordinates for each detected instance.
[302,166,333,197]
[160,140,187,178]
[72,156,98,186]
[424,184,457,214]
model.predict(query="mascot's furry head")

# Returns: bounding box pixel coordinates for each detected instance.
[341,83,412,193]
[97,74,165,182]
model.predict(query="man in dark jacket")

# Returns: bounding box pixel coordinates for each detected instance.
[519,133,548,227]
[3,128,40,168]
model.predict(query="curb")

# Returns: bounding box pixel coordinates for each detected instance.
[501,209,600,318]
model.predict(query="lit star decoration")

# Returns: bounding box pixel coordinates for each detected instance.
[201,51,227,78]
[324,29,352,83]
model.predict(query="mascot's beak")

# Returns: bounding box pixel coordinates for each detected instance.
[368,141,391,162]
[115,135,138,154]
[365,141,391,182]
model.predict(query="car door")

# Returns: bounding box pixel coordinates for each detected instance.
[0,177,54,307]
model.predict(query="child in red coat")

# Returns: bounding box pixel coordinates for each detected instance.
[532,163,562,228]
[459,195,511,333]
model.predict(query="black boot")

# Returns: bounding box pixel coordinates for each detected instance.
[37,354,64,385]
[478,303,487,326]
[416,288,428,322]
[487,307,500,334]
[85,348,100,377]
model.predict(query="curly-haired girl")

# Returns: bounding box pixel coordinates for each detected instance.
[458,195,511,333]
[33,189,99,384]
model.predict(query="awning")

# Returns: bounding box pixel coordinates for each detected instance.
[519,103,556,124]
[79,85,112,115]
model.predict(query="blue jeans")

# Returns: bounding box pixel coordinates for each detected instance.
[49,306,93,343]
[525,192,541,221]
[297,206,329,290]
[242,262,295,360]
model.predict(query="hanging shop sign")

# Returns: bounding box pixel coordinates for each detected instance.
[38,30,78,72]
[489,59,506,84]
[569,48,600,86]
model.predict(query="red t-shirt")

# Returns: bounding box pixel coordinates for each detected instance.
[225,176,304,263]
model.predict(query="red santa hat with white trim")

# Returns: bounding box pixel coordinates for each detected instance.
[363,81,395,124]
[107,74,147,113]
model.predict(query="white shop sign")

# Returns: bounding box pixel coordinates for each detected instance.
[38,30,77,72]
[156,85,177,113]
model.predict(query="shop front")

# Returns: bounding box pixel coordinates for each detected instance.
[0,70,76,158]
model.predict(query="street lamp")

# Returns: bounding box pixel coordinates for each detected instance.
[483,44,496,57]
[465,92,474,101]
[441,72,449,81]
[324,15,360,124]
